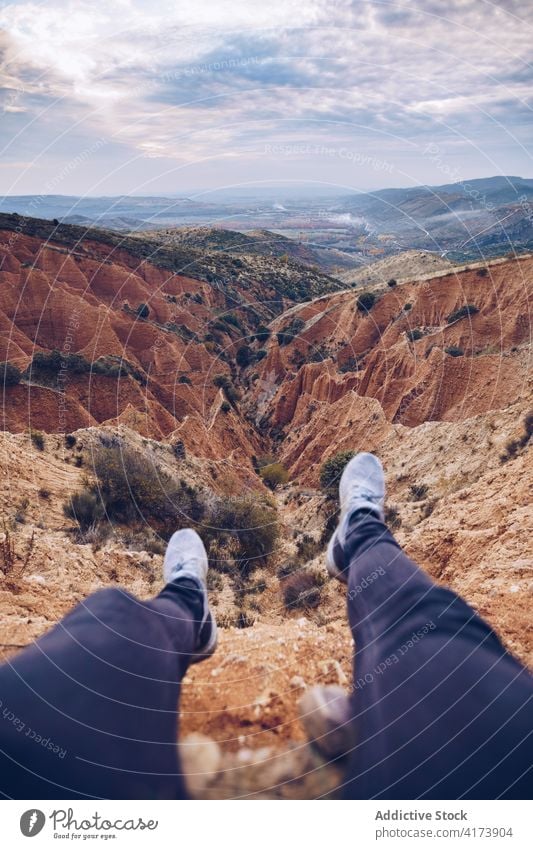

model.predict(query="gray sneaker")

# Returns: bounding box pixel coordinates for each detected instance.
[163,528,218,664]
[325,452,385,583]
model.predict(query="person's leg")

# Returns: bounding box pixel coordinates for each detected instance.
[0,529,217,800]
[327,454,533,799]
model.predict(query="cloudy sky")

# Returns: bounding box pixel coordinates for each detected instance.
[0,0,532,196]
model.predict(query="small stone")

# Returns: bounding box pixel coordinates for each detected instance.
[180,733,221,797]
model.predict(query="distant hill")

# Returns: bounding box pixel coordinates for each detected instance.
[133,225,357,273]
[338,250,455,288]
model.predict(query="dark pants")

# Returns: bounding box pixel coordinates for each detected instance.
[0,580,202,799]
[343,513,533,799]
[1,526,532,800]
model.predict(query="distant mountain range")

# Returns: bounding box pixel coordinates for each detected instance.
[1,176,532,266]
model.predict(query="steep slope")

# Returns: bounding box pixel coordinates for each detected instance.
[0,217,340,474]
[252,255,531,482]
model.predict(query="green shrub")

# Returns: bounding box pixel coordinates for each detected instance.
[205,497,279,577]
[444,346,464,357]
[64,433,77,449]
[222,313,242,330]
[320,450,355,492]
[90,445,205,535]
[255,348,267,361]
[29,429,45,451]
[213,374,240,404]
[387,278,397,288]
[220,400,231,413]
[282,572,322,610]
[259,462,289,490]
[406,328,423,342]
[356,292,377,313]
[403,303,412,311]
[173,439,186,460]
[447,304,479,324]
[236,345,251,367]
[136,303,150,319]
[255,325,270,343]
[178,374,192,385]
[0,362,22,386]
[64,490,104,531]
[477,268,488,277]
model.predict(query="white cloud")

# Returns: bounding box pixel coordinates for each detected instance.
[0,0,532,191]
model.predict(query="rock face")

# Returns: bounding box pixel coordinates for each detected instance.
[254,256,531,483]
[0,218,531,799]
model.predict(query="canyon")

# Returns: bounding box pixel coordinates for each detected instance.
[0,214,531,797]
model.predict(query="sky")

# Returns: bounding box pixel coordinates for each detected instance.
[0,0,532,197]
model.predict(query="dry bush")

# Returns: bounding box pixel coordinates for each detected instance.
[282,571,323,610]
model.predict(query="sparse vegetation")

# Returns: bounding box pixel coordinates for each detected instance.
[255,325,270,343]
[38,488,51,500]
[205,497,279,578]
[0,362,22,386]
[29,429,45,451]
[28,350,146,384]
[277,562,300,580]
[320,450,355,493]
[339,356,359,373]
[64,490,104,531]
[136,303,150,319]
[356,292,377,313]
[500,412,533,462]
[64,443,205,539]
[220,400,231,413]
[447,304,479,324]
[277,317,305,346]
[236,345,251,367]
[282,571,323,610]
[259,462,289,490]
[409,483,429,501]
[385,505,402,530]
[295,533,321,563]
[173,440,186,460]
[0,525,16,575]
[213,374,241,404]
